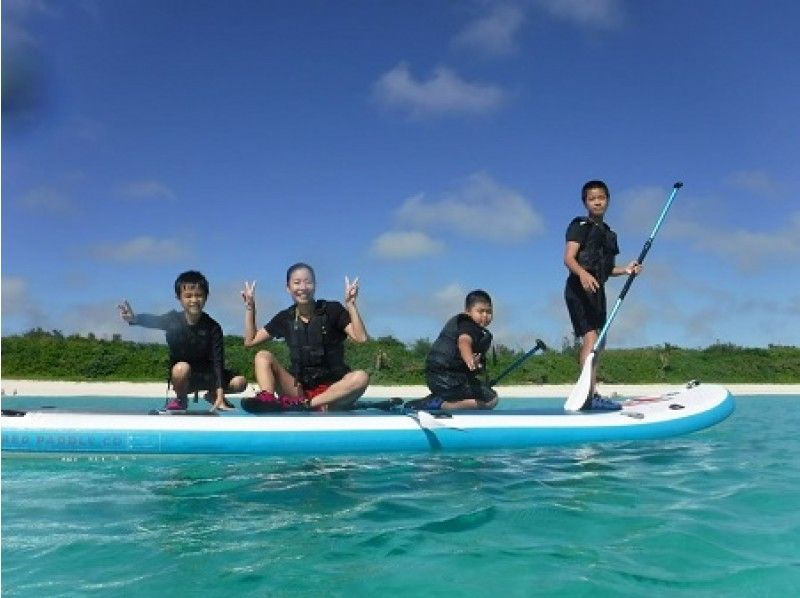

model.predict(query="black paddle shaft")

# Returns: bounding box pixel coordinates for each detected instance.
[489,339,547,386]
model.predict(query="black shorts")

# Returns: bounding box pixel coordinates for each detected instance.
[425,371,497,403]
[564,276,607,337]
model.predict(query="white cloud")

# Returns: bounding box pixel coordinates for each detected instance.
[453,5,525,56]
[373,63,505,118]
[367,275,550,347]
[371,231,445,260]
[2,276,31,315]
[119,180,176,201]
[615,185,673,234]
[536,0,624,29]
[3,1,98,46]
[2,0,57,47]
[663,290,798,348]
[3,0,55,18]
[62,301,131,339]
[684,213,800,272]
[404,282,469,330]
[395,173,544,242]
[618,186,800,272]
[377,282,466,324]
[1,276,49,330]
[726,170,782,198]
[603,300,652,347]
[432,282,468,310]
[18,186,73,213]
[58,116,104,143]
[91,236,187,263]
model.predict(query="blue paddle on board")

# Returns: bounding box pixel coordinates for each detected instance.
[564,182,684,412]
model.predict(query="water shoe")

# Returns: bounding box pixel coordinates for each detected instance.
[164,397,188,411]
[405,395,445,410]
[583,393,622,411]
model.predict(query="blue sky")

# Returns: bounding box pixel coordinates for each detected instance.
[3,0,799,351]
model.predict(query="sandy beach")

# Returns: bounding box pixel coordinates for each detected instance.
[1,379,798,399]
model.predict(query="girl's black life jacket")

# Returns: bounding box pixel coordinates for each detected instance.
[570,217,618,283]
[286,301,349,388]
[426,314,493,374]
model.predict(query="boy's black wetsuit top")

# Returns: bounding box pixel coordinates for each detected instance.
[264,300,351,388]
[425,314,494,401]
[129,311,226,390]
[564,217,620,336]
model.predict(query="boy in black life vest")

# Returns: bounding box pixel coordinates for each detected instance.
[118,270,247,411]
[241,262,369,412]
[564,180,641,410]
[410,290,498,411]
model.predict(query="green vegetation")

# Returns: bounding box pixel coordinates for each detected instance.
[2,329,799,384]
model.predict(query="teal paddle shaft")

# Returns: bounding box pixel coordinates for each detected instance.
[591,181,683,352]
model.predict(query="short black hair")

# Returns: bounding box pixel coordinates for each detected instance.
[465,289,492,309]
[581,180,610,203]
[286,262,316,284]
[174,270,209,298]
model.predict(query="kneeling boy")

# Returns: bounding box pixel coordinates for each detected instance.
[412,290,498,411]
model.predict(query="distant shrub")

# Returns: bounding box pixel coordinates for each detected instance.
[1,330,798,384]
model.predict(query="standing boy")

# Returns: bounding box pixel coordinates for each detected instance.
[563,180,640,410]
[119,270,247,411]
[409,289,498,411]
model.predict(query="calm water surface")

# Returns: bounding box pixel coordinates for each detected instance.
[2,395,799,596]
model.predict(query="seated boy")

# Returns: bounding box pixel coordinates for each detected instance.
[409,289,498,411]
[118,270,247,411]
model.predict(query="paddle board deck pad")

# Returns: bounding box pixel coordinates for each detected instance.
[1,382,734,456]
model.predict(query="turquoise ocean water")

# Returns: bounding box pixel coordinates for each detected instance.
[2,394,799,597]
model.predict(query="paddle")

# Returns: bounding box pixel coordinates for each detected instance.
[564,182,684,412]
[353,397,404,411]
[489,338,548,386]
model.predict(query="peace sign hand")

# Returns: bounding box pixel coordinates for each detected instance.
[344,276,359,306]
[118,299,135,323]
[241,280,257,309]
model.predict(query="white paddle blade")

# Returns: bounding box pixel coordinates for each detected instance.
[414,410,464,431]
[564,352,594,412]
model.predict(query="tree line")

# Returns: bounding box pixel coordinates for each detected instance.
[1,329,798,385]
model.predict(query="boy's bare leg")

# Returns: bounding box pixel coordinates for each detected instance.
[227,375,247,394]
[580,330,599,396]
[306,370,369,410]
[171,362,192,401]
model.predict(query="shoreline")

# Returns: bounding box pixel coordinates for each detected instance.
[1,379,798,399]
